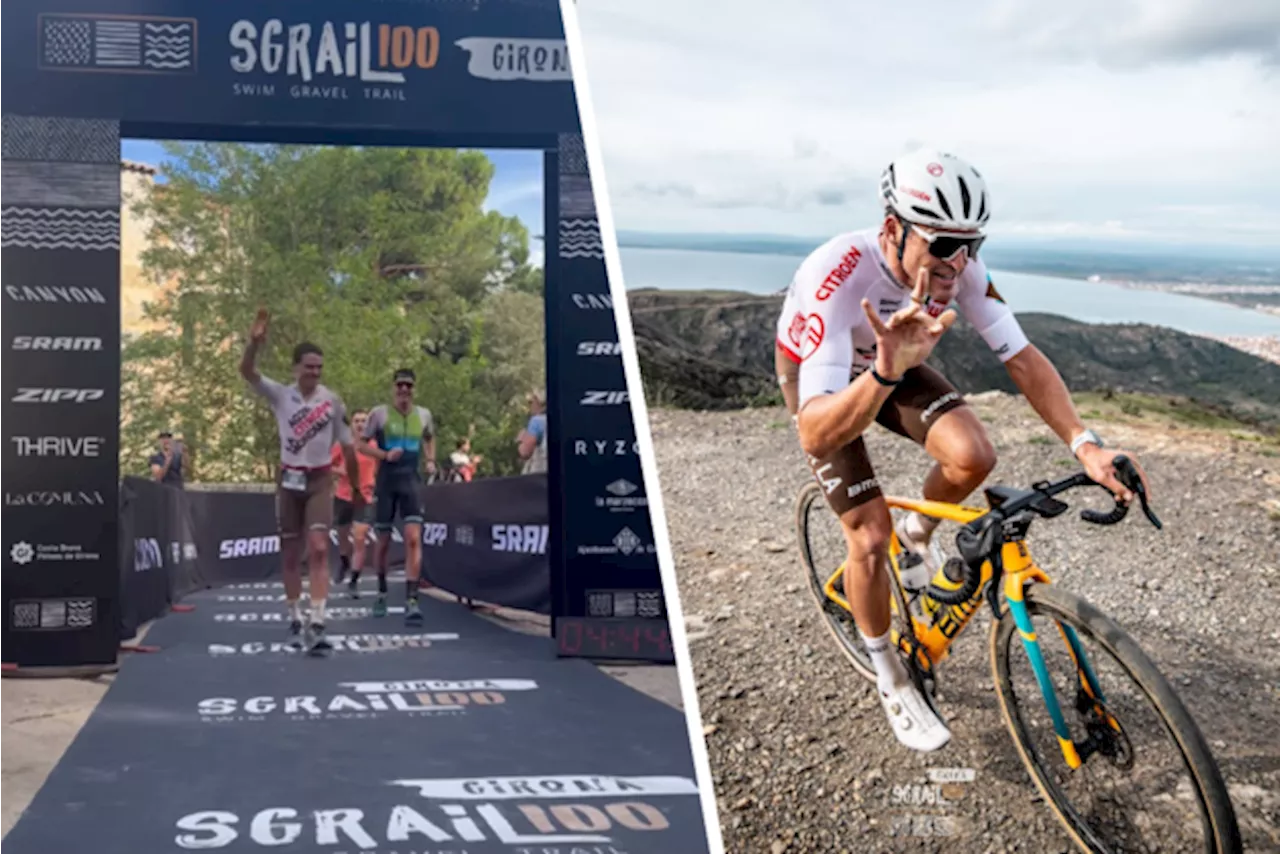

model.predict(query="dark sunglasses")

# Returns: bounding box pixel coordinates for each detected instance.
[906,222,986,260]
[395,381,414,390]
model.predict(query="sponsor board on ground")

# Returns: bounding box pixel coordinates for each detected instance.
[173,774,699,851]
[207,633,458,656]
[198,679,538,723]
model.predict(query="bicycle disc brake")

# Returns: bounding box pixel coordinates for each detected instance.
[1074,689,1134,771]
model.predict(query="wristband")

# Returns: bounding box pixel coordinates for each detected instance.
[871,367,903,387]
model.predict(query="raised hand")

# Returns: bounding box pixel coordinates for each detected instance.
[249,308,270,343]
[861,267,957,380]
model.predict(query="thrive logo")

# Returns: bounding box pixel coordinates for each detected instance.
[230,19,438,81]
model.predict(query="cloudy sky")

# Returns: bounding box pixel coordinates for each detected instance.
[575,0,1280,248]
[121,140,545,265]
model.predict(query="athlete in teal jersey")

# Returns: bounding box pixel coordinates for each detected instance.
[359,368,436,623]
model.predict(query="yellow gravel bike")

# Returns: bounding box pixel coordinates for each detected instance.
[795,457,1241,853]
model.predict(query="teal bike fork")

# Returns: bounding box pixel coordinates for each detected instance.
[1006,595,1109,770]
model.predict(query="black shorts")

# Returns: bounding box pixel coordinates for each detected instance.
[334,497,374,527]
[805,364,967,516]
[374,472,423,531]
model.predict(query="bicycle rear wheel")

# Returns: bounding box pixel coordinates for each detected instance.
[991,583,1240,854]
[794,480,876,683]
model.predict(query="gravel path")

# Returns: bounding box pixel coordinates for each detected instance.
[652,393,1280,853]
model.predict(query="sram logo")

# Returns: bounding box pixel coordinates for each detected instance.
[12,336,103,351]
[491,524,549,554]
[219,536,281,560]
[581,390,629,406]
[12,388,104,404]
[577,341,621,356]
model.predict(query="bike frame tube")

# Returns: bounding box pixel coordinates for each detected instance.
[1004,563,1083,769]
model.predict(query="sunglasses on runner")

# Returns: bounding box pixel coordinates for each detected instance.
[395,381,414,390]
[908,223,986,261]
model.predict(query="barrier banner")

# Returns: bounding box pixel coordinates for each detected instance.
[117,478,173,639]
[118,475,550,615]
[419,473,550,614]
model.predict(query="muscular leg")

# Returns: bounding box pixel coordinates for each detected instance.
[281,535,304,608]
[350,522,370,575]
[307,527,330,616]
[922,407,997,504]
[403,521,422,600]
[839,497,895,638]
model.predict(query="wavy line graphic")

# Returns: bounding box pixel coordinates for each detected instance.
[2,207,118,219]
[2,208,119,251]
[144,23,191,33]
[144,49,191,58]
[144,60,190,68]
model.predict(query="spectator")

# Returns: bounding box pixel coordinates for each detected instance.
[449,437,483,482]
[517,390,547,474]
[149,431,185,489]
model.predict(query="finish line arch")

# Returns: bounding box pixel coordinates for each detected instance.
[1,0,667,668]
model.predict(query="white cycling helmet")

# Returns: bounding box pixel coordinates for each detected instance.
[879,148,991,232]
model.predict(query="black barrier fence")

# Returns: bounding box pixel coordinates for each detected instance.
[116,474,551,640]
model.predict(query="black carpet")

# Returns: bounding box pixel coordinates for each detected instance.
[3,579,709,853]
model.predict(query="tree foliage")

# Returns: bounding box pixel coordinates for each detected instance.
[121,143,544,482]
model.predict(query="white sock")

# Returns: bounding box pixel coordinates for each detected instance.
[288,599,303,623]
[310,598,326,625]
[861,628,908,690]
[904,511,941,546]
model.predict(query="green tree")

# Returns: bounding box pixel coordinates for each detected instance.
[122,143,544,481]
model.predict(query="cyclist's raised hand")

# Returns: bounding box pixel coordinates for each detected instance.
[861,267,957,380]
[1077,444,1153,506]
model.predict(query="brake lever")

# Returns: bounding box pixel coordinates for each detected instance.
[1114,454,1163,531]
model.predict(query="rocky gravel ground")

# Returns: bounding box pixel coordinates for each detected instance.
[651,392,1280,853]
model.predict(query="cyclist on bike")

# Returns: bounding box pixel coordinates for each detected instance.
[782,148,1152,752]
[359,368,437,624]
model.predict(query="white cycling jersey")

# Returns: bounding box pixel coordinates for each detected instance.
[249,375,353,470]
[775,227,1030,408]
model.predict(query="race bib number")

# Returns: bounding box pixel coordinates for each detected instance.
[281,469,307,492]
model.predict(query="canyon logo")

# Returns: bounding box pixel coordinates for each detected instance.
[228,18,439,102]
[197,679,537,723]
[173,774,698,852]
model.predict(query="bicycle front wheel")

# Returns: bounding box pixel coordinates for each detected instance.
[991,582,1241,854]
[794,480,876,684]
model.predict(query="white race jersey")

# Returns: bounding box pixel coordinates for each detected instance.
[250,376,353,469]
[775,228,1029,408]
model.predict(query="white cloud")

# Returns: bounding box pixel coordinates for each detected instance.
[576,0,1280,246]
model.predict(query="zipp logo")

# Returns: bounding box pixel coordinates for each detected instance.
[421,523,448,547]
[12,388,104,404]
[581,390,629,406]
[577,341,621,356]
[12,336,103,352]
[135,538,163,573]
